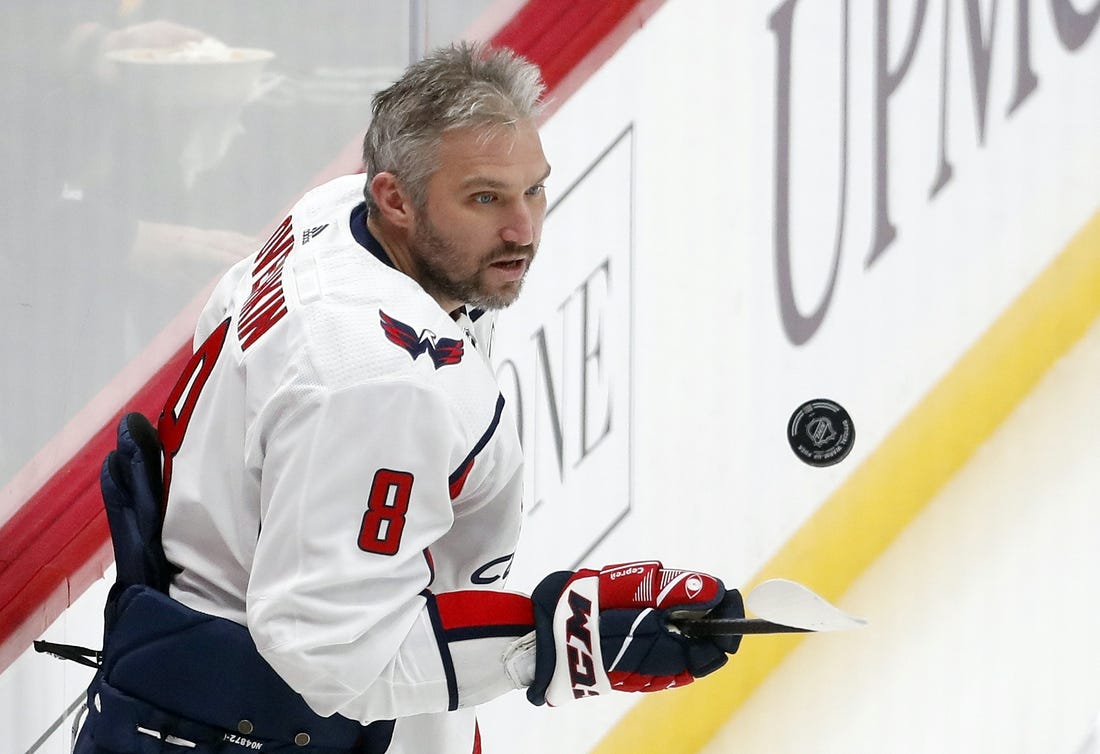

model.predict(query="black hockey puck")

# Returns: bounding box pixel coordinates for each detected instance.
[787,399,855,467]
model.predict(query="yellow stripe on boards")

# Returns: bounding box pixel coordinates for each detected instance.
[591,207,1100,754]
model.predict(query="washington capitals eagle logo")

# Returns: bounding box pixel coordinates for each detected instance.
[379,310,464,369]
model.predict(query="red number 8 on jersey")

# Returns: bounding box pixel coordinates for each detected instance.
[358,469,413,556]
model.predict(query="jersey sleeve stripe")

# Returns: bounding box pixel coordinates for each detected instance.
[421,590,460,712]
[447,394,506,500]
[433,590,534,638]
[440,624,535,642]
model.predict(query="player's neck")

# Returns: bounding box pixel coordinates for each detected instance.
[366,214,464,315]
[365,214,411,275]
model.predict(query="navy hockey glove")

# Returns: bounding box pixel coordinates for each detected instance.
[526,561,743,705]
[101,412,178,595]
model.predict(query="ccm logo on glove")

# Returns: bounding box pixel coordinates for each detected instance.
[564,591,598,698]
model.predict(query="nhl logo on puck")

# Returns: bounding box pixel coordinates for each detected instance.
[787,399,854,467]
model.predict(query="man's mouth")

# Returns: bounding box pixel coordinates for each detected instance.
[488,255,530,282]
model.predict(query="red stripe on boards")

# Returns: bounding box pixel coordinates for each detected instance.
[493,0,668,119]
[0,347,190,672]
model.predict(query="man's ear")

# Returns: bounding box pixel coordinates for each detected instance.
[370,172,415,229]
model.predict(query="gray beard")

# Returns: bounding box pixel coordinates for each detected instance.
[410,216,533,310]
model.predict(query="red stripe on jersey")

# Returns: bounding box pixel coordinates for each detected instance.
[447,394,506,500]
[473,721,482,754]
[434,590,534,633]
[424,548,436,586]
[448,459,474,500]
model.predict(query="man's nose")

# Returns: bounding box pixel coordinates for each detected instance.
[500,201,535,247]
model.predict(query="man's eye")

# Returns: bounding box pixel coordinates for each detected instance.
[526,184,545,196]
[473,193,496,204]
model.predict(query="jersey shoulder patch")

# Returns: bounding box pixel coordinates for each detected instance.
[379,310,464,369]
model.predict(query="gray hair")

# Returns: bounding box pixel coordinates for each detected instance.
[362,42,546,214]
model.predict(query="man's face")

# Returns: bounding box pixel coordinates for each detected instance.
[409,119,550,311]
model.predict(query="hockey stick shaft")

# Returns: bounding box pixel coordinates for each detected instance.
[674,617,812,637]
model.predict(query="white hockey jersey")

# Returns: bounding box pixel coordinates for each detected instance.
[159,174,531,752]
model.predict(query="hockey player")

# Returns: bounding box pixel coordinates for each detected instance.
[74,42,745,753]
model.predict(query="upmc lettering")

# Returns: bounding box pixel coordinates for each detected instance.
[771,0,1099,345]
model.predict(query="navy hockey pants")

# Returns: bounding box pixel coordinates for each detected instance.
[72,584,394,753]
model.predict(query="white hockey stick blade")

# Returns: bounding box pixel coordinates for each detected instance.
[744,579,867,632]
